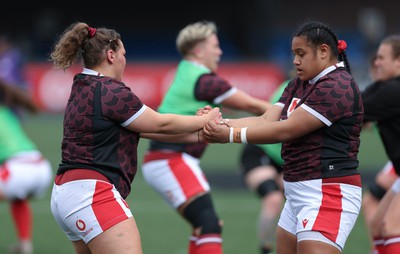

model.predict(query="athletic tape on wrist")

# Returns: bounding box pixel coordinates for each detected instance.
[229,127,234,143]
[391,178,400,193]
[241,127,248,144]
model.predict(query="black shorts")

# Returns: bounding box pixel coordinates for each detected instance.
[240,143,282,175]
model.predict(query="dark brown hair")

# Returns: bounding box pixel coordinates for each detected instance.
[49,22,121,70]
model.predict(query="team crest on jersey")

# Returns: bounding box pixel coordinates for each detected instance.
[287,97,301,116]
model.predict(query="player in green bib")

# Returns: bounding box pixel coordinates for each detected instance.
[0,81,52,254]
[141,20,270,254]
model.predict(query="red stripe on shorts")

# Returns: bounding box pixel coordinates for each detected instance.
[168,156,205,199]
[312,183,342,242]
[92,181,128,231]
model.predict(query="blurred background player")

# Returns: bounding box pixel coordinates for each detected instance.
[0,80,53,254]
[141,20,270,254]
[239,79,288,254]
[360,55,398,254]
[361,34,400,254]
[362,160,397,253]
[0,34,27,90]
[0,34,30,119]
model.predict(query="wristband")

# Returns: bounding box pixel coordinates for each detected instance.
[241,127,248,144]
[229,127,234,143]
[391,178,400,193]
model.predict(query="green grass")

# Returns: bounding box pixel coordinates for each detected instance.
[0,113,384,254]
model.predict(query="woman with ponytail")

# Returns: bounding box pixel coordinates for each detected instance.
[49,22,220,254]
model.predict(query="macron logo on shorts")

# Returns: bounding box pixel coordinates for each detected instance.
[302,218,309,228]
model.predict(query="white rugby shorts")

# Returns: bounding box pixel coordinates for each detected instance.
[141,152,210,209]
[0,151,52,200]
[277,177,362,250]
[50,179,132,243]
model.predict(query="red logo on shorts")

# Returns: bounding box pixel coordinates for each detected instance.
[302,219,309,228]
[76,219,86,231]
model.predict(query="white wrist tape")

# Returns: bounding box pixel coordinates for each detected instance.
[241,127,248,144]
[391,178,400,193]
[229,127,234,143]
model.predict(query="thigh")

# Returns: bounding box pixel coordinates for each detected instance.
[88,218,142,254]
[297,238,340,254]
[380,191,400,237]
[72,240,92,254]
[244,165,278,191]
[362,191,380,225]
[370,189,396,237]
[376,161,397,189]
[240,144,281,191]
[276,225,296,254]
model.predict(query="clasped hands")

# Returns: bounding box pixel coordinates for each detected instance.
[196,105,231,143]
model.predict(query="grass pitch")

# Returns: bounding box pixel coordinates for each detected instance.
[0,113,385,253]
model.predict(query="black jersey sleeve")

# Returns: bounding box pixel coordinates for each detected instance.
[194,73,233,102]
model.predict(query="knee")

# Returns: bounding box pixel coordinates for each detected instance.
[183,194,222,235]
[257,179,280,198]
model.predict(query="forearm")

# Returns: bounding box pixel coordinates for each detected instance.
[161,114,208,133]
[128,106,220,134]
[226,116,263,128]
[225,105,281,128]
[141,130,202,143]
[248,99,271,115]
[222,90,270,116]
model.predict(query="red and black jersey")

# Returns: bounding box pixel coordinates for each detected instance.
[362,77,400,175]
[57,73,144,198]
[279,68,364,182]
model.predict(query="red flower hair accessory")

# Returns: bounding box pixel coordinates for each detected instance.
[88,27,97,38]
[337,40,347,54]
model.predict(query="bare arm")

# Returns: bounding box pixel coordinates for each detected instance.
[225,104,283,127]
[221,89,271,116]
[141,129,205,143]
[203,106,324,144]
[125,106,221,134]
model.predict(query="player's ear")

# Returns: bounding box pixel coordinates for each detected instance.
[318,43,329,59]
[106,49,114,63]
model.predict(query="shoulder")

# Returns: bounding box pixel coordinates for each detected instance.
[90,76,130,90]
[326,68,353,83]
[364,77,400,94]
[384,77,400,87]
[198,73,230,86]
[317,69,355,91]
